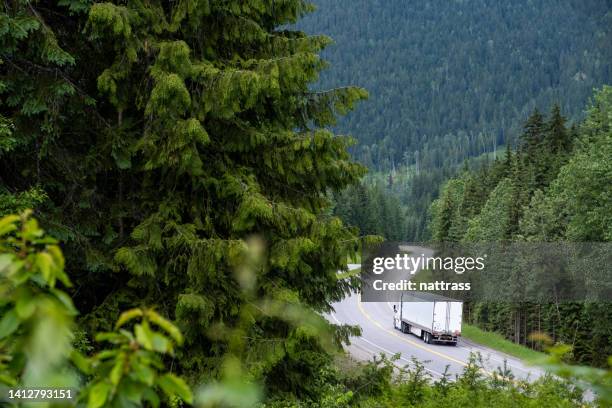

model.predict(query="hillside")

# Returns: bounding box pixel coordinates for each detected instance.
[299,0,612,170]
[299,0,611,240]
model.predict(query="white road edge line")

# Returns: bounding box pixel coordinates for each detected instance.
[329,311,444,378]
[385,299,532,373]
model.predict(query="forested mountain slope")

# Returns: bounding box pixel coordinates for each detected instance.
[299,0,611,170]
[300,0,611,241]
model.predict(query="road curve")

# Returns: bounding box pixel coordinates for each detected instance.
[330,262,547,382]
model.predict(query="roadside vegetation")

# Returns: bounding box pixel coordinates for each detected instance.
[2,212,611,406]
[461,324,546,362]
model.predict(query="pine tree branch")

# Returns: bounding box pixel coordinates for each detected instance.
[3,56,111,128]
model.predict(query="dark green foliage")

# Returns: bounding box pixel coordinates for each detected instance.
[397,358,430,404]
[428,86,612,366]
[0,213,191,406]
[0,0,369,398]
[332,182,405,241]
[300,0,612,171]
[299,0,611,241]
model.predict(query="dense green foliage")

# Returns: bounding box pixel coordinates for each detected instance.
[429,86,612,367]
[300,0,612,170]
[332,182,405,241]
[79,308,193,408]
[0,213,194,407]
[263,352,611,407]
[331,158,490,241]
[0,212,77,392]
[0,0,371,400]
[301,0,611,240]
[2,212,611,407]
[2,0,611,404]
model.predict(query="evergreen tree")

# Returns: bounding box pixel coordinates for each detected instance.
[0,0,367,393]
[429,179,463,242]
[459,172,485,220]
[502,143,513,178]
[521,109,546,162]
[546,104,571,155]
[463,178,514,242]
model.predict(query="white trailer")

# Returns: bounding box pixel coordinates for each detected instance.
[393,293,462,345]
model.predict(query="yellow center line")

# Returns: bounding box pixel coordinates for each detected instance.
[353,297,549,390]
[357,298,495,379]
[356,298,469,367]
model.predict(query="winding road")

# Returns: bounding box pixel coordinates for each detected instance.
[330,259,547,382]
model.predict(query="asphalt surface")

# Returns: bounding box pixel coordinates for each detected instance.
[330,252,547,382]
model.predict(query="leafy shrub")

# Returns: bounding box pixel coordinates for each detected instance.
[0,212,193,407]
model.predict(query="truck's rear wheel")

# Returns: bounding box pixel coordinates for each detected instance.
[424,332,432,344]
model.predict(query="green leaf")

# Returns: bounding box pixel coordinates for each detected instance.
[71,350,92,374]
[0,254,15,274]
[15,294,36,319]
[0,309,19,339]
[6,260,25,281]
[110,355,125,385]
[0,373,17,386]
[50,288,78,315]
[134,323,154,350]
[46,245,65,271]
[0,215,19,236]
[142,388,160,408]
[130,363,155,386]
[145,309,183,345]
[35,252,54,284]
[121,380,145,403]
[150,332,170,353]
[95,332,127,345]
[94,349,120,361]
[156,373,193,404]
[115,308,143,329]
[88,381,112,408]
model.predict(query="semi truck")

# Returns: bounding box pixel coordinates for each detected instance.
[393,293,462,345]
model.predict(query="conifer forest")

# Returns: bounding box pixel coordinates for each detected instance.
[0,0,611,406]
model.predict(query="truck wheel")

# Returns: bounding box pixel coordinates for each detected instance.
[424,332,432,344]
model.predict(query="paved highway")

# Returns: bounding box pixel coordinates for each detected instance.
[330,259,547,382]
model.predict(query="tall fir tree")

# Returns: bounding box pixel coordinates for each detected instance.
[546,104,570,154]
[0,0,367,393]
[520,109,546,191]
